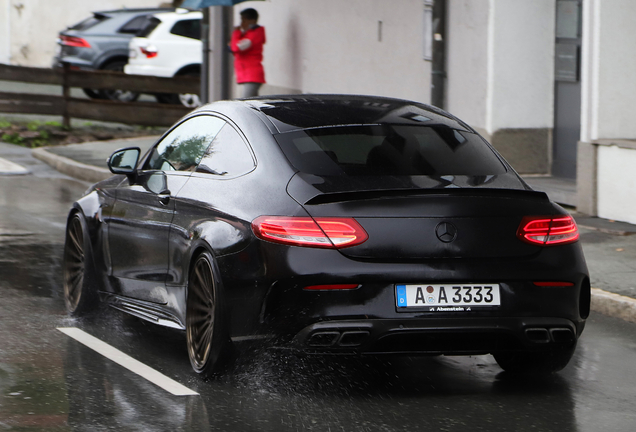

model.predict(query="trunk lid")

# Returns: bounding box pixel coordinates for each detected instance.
[287,174,557,260]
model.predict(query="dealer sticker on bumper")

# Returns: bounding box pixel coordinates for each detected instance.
[396,284,501,310]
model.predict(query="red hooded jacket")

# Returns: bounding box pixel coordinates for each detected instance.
[230,25,266,84]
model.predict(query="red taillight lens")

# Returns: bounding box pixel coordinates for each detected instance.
[60,35,91,48]
[140,46,158,58]
[304,284,360,291]
[252,216,368,249]
[517,215,579,245]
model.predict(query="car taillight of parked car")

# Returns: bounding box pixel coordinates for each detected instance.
[517,215,579,245]
[59,35,92,48]
[140,45,158,58]
[252,216,368,249]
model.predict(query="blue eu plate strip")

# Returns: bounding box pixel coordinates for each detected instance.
[396,285,407,308]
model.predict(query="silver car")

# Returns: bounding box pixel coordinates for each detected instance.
[53,8,174,101]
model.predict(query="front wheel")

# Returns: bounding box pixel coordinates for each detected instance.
[186,251,230,378]
[63,213,98,316]
[494,345,576,374]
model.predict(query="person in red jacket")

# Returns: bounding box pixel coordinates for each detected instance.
[230,8,266,98]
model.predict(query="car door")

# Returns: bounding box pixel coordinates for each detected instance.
[107,115,225,303]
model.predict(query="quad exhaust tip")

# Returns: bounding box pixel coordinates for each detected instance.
[525,327,574,344]
[307,330,370,347]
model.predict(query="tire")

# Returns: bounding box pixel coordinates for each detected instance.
[99,61,140,102]
[494,345,576,374]
[186,251,230,378]
[82,88,105,99]
[63,213,99,316]
[155,71,201,108]
[155,93,180,105]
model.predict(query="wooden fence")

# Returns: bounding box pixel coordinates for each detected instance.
[0,63,201,127]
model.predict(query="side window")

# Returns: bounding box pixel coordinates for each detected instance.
[144,116,225,172]
[170,19,201,40]
[196,124,255,177]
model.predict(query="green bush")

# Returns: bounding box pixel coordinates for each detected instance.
[1,133,24,145]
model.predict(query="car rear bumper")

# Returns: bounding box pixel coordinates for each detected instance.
[124,63,174,77]
[289,316,580,355]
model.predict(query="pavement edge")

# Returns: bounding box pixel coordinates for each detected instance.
[591,288,636,324]
[32,147,111,183]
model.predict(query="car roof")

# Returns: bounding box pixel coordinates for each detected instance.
[92,8,175,16]
[151,9,203,22]
[240,94,473,133]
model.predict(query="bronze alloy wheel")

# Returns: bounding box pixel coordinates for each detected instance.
[63,214,96,315]
[186,253,221,374]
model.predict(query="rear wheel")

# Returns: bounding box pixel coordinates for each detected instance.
[82,88,104,99]
[99,61,140,102]
[63,213,98,316]
[155,71,200,107]
[186,251,230,378]
[494,345,576,374]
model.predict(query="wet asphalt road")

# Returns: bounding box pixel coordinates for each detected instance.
[2,148,636,431]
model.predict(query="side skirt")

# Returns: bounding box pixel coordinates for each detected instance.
[101,293,186,330]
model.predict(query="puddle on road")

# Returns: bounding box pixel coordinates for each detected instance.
[0,238,63,298]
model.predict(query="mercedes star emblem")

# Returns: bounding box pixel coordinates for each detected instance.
[435,222,458,243]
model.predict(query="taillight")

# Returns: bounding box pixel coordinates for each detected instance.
[140,45,158,58]
[252,216,368,249]
[60,35,91,48]
[517,215,579,245]
[533,281,574,287]
[304,284,360,291]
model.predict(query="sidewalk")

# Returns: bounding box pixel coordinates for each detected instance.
[3,137,636,325]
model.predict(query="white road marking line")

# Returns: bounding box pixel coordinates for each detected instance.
[0,156,29,175]
[57,327,198,396]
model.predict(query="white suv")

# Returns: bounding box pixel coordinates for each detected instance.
[125,9,202,107]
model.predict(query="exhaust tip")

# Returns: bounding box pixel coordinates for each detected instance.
[525,328,550,343]
[338,331,370,347]
[307,331,340,347]
[550,328,574,343]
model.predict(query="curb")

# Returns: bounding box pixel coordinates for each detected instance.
[591,288,636,324]
[31,147,111,183]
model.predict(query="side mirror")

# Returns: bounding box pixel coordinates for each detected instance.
[107,147,140,181]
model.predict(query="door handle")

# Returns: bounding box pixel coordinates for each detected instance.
[158,193,171,206]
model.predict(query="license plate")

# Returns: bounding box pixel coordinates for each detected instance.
[396,284,501,310]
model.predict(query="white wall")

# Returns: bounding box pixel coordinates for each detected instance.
[0,0,10,64]
[597,145,636,224]
[2,0,162,67]
[447,0,554,135]
[581,0,636,142]
[446,0,489,130]
[234,0,431,103]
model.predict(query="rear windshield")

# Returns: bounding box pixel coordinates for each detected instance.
[274,125,506,176]
[137,17,161,37]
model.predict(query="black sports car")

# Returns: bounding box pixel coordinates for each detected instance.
[63,95,589,376]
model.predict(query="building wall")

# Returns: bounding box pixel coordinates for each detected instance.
[579,0,636,223]
[447,0,555,174]
[235,0,432,103]
[0,0,162,67]
[597,145,636,224]
[581,0,636,142]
